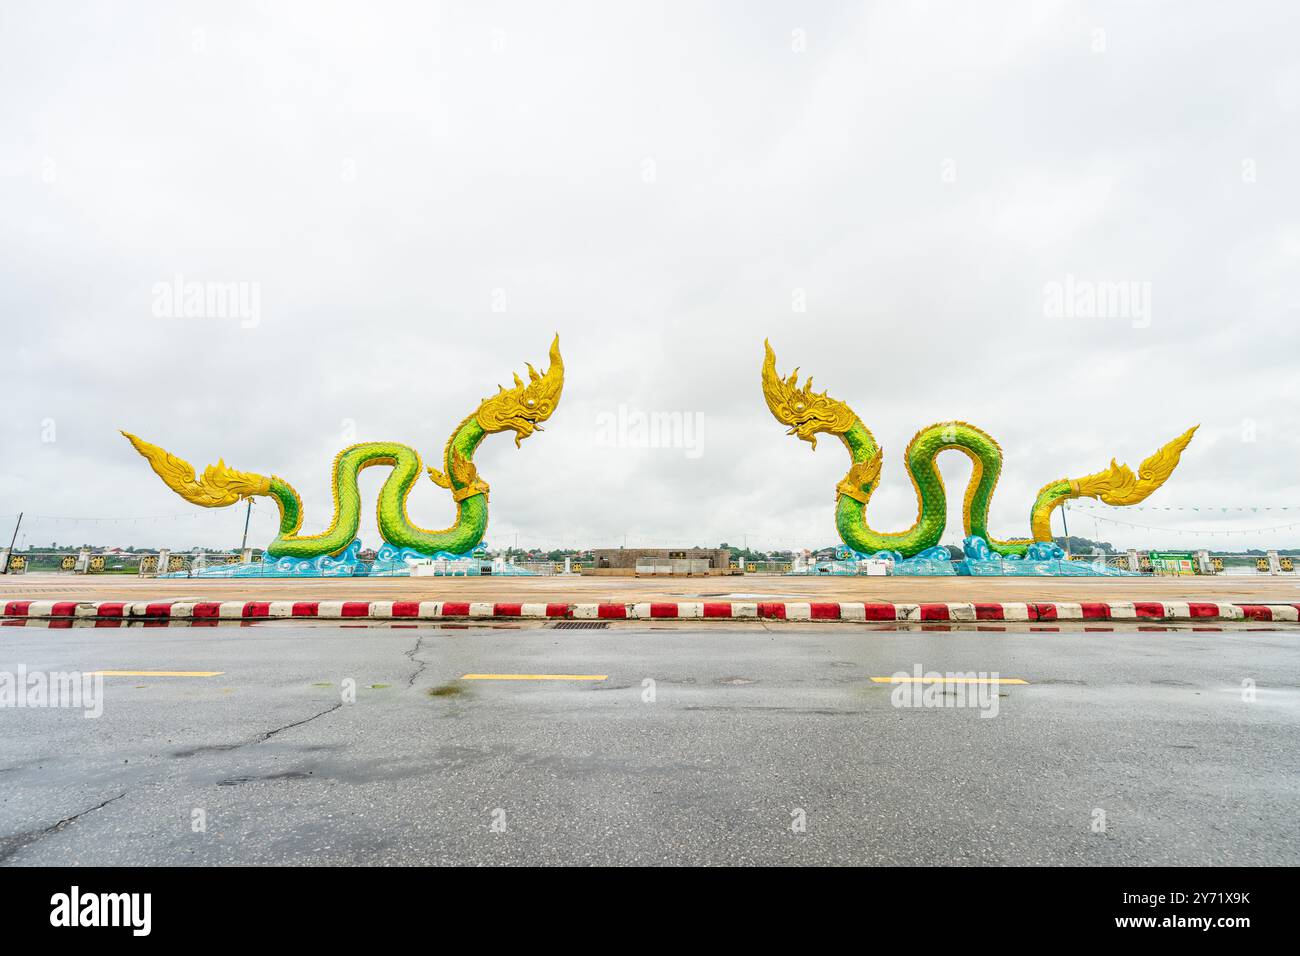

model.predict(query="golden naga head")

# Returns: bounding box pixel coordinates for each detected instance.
[761,340,856,449]
[476,334,565,447]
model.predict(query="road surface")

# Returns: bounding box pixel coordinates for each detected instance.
[1,620,1297,865]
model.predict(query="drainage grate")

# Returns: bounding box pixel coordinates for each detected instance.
[552,621,610,629]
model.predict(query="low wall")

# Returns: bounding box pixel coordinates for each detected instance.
[580,567,735,577]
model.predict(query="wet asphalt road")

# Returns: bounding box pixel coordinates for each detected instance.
[1,621,1297,866]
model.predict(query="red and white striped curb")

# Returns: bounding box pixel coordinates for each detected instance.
[3,599,1299,623]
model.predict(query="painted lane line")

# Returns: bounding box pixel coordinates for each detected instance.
[459,673,607,681]
[870,676,1028,685]
[91,670,225,677]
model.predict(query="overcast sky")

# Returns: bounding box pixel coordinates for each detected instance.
[2,0,1298,555]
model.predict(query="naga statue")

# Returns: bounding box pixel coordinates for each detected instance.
[761,340,1196,559]
[123,335,564,561]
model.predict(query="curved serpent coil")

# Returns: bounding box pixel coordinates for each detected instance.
[761,340,1196,558]
[123,336,563,559]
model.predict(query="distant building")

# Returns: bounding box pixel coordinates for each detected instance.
[590,547,731,571]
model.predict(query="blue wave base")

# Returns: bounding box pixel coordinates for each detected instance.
[789,537,1137,576]
[957,536,1137,576]
[161,539,537,578]
[161,540,369,578]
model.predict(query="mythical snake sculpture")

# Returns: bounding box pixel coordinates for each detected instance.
[761,340,1196,559]
[123,335,564,560]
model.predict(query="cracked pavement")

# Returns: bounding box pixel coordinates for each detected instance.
[0,621,1298,865]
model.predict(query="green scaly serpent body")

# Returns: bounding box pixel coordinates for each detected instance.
[123,336,563,561]
[264,418,488,559]
[834,419,1066,558]
[762,341,1196,560]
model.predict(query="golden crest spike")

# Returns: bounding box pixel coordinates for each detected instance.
[1071,426,1197,506]
[526,362,540,382]
[837,452,883,503]
[1136,425,1198,483]
[513,372,524,388]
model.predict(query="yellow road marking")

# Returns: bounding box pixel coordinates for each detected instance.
[460,673,607,681]
[91,670,225,678]
[871,676,1027,685]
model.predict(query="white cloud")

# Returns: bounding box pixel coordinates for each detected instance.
[2,0,1297,554]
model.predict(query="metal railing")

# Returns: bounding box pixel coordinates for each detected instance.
[2,547,1295,577]
[0,549,247,575]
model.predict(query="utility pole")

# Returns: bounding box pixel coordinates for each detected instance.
[1061,501,1071,557]
[240,499,252,552]
[3,512,21,573]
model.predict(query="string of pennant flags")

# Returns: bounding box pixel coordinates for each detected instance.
[3,505,1297,543]
[0,511,257,524]
[1083,505,1298,512]
[6,515,187,524]
[1069,505,1300,536]
[8,501,1298,522]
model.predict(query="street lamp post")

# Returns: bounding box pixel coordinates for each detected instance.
[1061,501,1071,558]
[3,512,22,574]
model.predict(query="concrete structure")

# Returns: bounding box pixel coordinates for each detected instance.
[589,548,731,574]
[4,596,1300,623]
